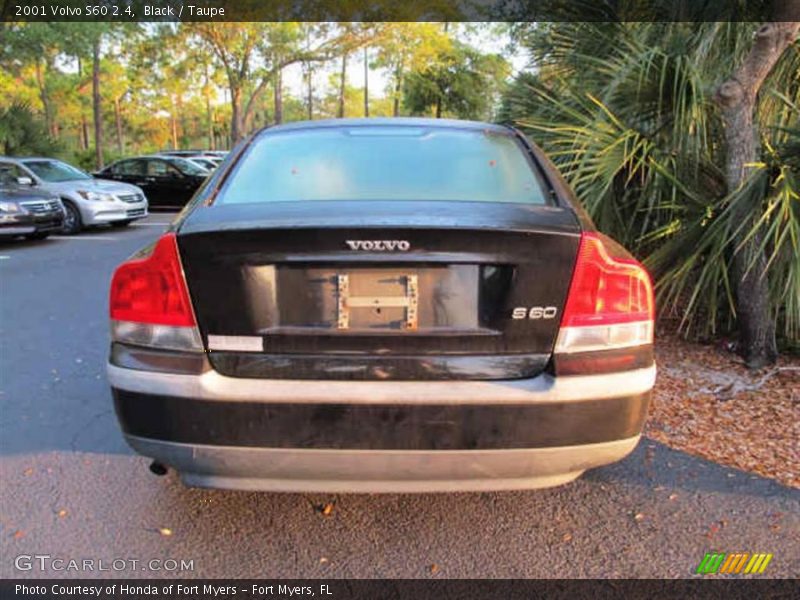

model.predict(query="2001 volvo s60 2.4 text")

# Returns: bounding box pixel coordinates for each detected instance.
[107,118,655,493]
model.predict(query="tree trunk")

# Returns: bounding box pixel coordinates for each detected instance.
[338,52,347,119]
[435,95,443,119]
[204,64,214,150]
[306,66,313,120]
[206,99,214,150]
[714,18,800,368]
[177,94,186,148]
[77,56,87,150]
[363,46,369,117]
[230,86,244,142]
[113,96,124,155]
[392,68,403,117]
[91,37,103,169]
[80,115,89,151]
[207,107,215,150]
[274,68,283,125]
[34,60,56,138]
[241,76,271,135]
[170,99,178,150]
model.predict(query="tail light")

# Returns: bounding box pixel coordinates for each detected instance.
[109,233,202,352]
[553,232,654,375]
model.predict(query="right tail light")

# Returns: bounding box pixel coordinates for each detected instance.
[553,232,654,375]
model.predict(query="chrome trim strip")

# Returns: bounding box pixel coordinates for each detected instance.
[108,363,656,405]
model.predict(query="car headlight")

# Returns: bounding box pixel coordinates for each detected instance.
[77,190,116,202]
[0,201,22,213]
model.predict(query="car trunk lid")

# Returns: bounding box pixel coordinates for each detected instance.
[177,201,581,380]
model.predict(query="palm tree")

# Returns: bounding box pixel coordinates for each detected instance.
[0,102,60,156]
[501,21,800,364]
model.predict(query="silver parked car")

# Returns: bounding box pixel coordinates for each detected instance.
[0,157,148,234]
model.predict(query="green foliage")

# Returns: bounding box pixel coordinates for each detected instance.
[403,42,509,120]
[0,22,513,155]
[66,147,126,172]
[0,102,61,157]
[371,22,453,112]
[502,22,800,343]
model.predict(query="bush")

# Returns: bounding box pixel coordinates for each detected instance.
[0,102,62,157]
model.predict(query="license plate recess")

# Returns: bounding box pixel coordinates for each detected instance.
[336,271,418,330]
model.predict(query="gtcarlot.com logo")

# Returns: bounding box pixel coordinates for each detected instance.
[696,552,773,575]
[14,554,195,572]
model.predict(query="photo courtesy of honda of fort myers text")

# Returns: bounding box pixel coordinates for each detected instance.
[13,583,335,597]
[0,0,798,598]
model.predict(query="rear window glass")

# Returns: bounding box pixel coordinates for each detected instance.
[216,126,549,205]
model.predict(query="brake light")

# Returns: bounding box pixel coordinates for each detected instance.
[561,233,653,327]
[110,233,202,351]
[554,232,653,370]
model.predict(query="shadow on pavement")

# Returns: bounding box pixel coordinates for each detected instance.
[585,438,798,499]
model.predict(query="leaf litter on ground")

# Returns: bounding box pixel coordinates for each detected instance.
[646,335,799,488]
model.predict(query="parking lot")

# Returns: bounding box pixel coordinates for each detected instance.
[0,213,798,579]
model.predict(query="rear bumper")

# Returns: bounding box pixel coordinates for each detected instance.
[108,363,655,492]
[124,434,641,493]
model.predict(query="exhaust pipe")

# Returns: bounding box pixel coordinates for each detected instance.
[149,461,168,476]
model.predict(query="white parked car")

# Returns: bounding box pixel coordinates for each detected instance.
[0,157,148,234]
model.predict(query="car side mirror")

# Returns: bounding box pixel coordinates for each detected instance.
[17,177,34,186]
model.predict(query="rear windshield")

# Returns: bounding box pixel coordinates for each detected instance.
[216,126,549,205]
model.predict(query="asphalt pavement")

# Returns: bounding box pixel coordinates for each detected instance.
[0,214,797,579]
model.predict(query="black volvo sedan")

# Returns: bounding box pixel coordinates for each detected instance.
[108,119,655,492]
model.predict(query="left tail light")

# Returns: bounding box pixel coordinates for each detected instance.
[109,233,202,352]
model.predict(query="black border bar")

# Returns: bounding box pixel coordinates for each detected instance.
[2,0,799,22]
[2,579,798,600]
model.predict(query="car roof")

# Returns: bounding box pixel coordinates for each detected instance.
[259,118,510,136]
[110,155,182,162]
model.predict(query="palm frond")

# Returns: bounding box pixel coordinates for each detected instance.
[503,22,800,343]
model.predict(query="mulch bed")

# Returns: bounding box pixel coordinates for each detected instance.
[646,335,799,489]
